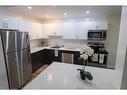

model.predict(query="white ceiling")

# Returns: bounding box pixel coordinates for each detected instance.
[1,6,122,21]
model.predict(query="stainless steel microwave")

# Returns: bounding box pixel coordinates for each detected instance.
[87,30,107,40]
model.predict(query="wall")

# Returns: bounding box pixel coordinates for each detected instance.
[105,15,121,69]
[121,45,127,89]
[114,6,127,88]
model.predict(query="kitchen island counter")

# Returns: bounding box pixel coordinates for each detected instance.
[24,62,117,89]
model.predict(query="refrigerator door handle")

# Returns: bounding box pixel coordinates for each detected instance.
[26,34,30,49]
[27,49,31,64]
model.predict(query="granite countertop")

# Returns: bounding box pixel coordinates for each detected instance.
[24,62,117,89]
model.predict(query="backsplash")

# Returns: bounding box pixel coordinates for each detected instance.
[30,37,106,49]
[48,36,88,48]
[30,39,42,48]
[48,36,64,47]
[63,39,88,48]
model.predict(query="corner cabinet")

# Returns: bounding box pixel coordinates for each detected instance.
[18,19,43,40]
[29,22,43,40]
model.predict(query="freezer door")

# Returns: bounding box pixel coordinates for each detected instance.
[1,31,29,54]
[5,52,22,89]
[1,30,19,53]
[21,49,32,85]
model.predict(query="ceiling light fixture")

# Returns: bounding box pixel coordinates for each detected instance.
[46,15,49,18]
[86,10,90,14]
[27,6,32,10]
[64,13,67,16]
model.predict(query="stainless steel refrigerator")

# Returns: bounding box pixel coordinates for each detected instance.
[0,29,32,89]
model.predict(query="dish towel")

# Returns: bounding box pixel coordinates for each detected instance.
[92,53,98,62]
[99,54,105,64]
[55,49,58,57]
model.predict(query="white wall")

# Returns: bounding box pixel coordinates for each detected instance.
[114,6,127,88]
[105,15,121,69]
[121,45,127,89]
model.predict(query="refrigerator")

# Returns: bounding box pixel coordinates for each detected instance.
[0,29,32,89]
[0,33,9,89]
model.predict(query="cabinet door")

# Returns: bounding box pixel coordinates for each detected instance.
[30,22,43,39]
[31,50,45,73]
[87,22,108,30]
[43,23,63,38]
[18,19,31,32]
[61,22,76,39]
[44,49,55,64]
[1,16,19,29]
[7,17,19,29]
[0,15,4,28]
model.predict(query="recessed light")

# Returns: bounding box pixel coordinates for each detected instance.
[46,15,49,18]
[86,10,90,14]
[27,6,32,10]
[64,13,67,16]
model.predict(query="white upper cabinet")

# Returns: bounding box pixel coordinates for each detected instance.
[0,15,3,28]
[42,23,63,38]
[29,22,43,40]
[0,16,19,30]
[18,19,43,40]
[18,18,31,32]
[42,21,108,39]
[5,16,19,30]
[87,22,108,30]
[0,15,43,40]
